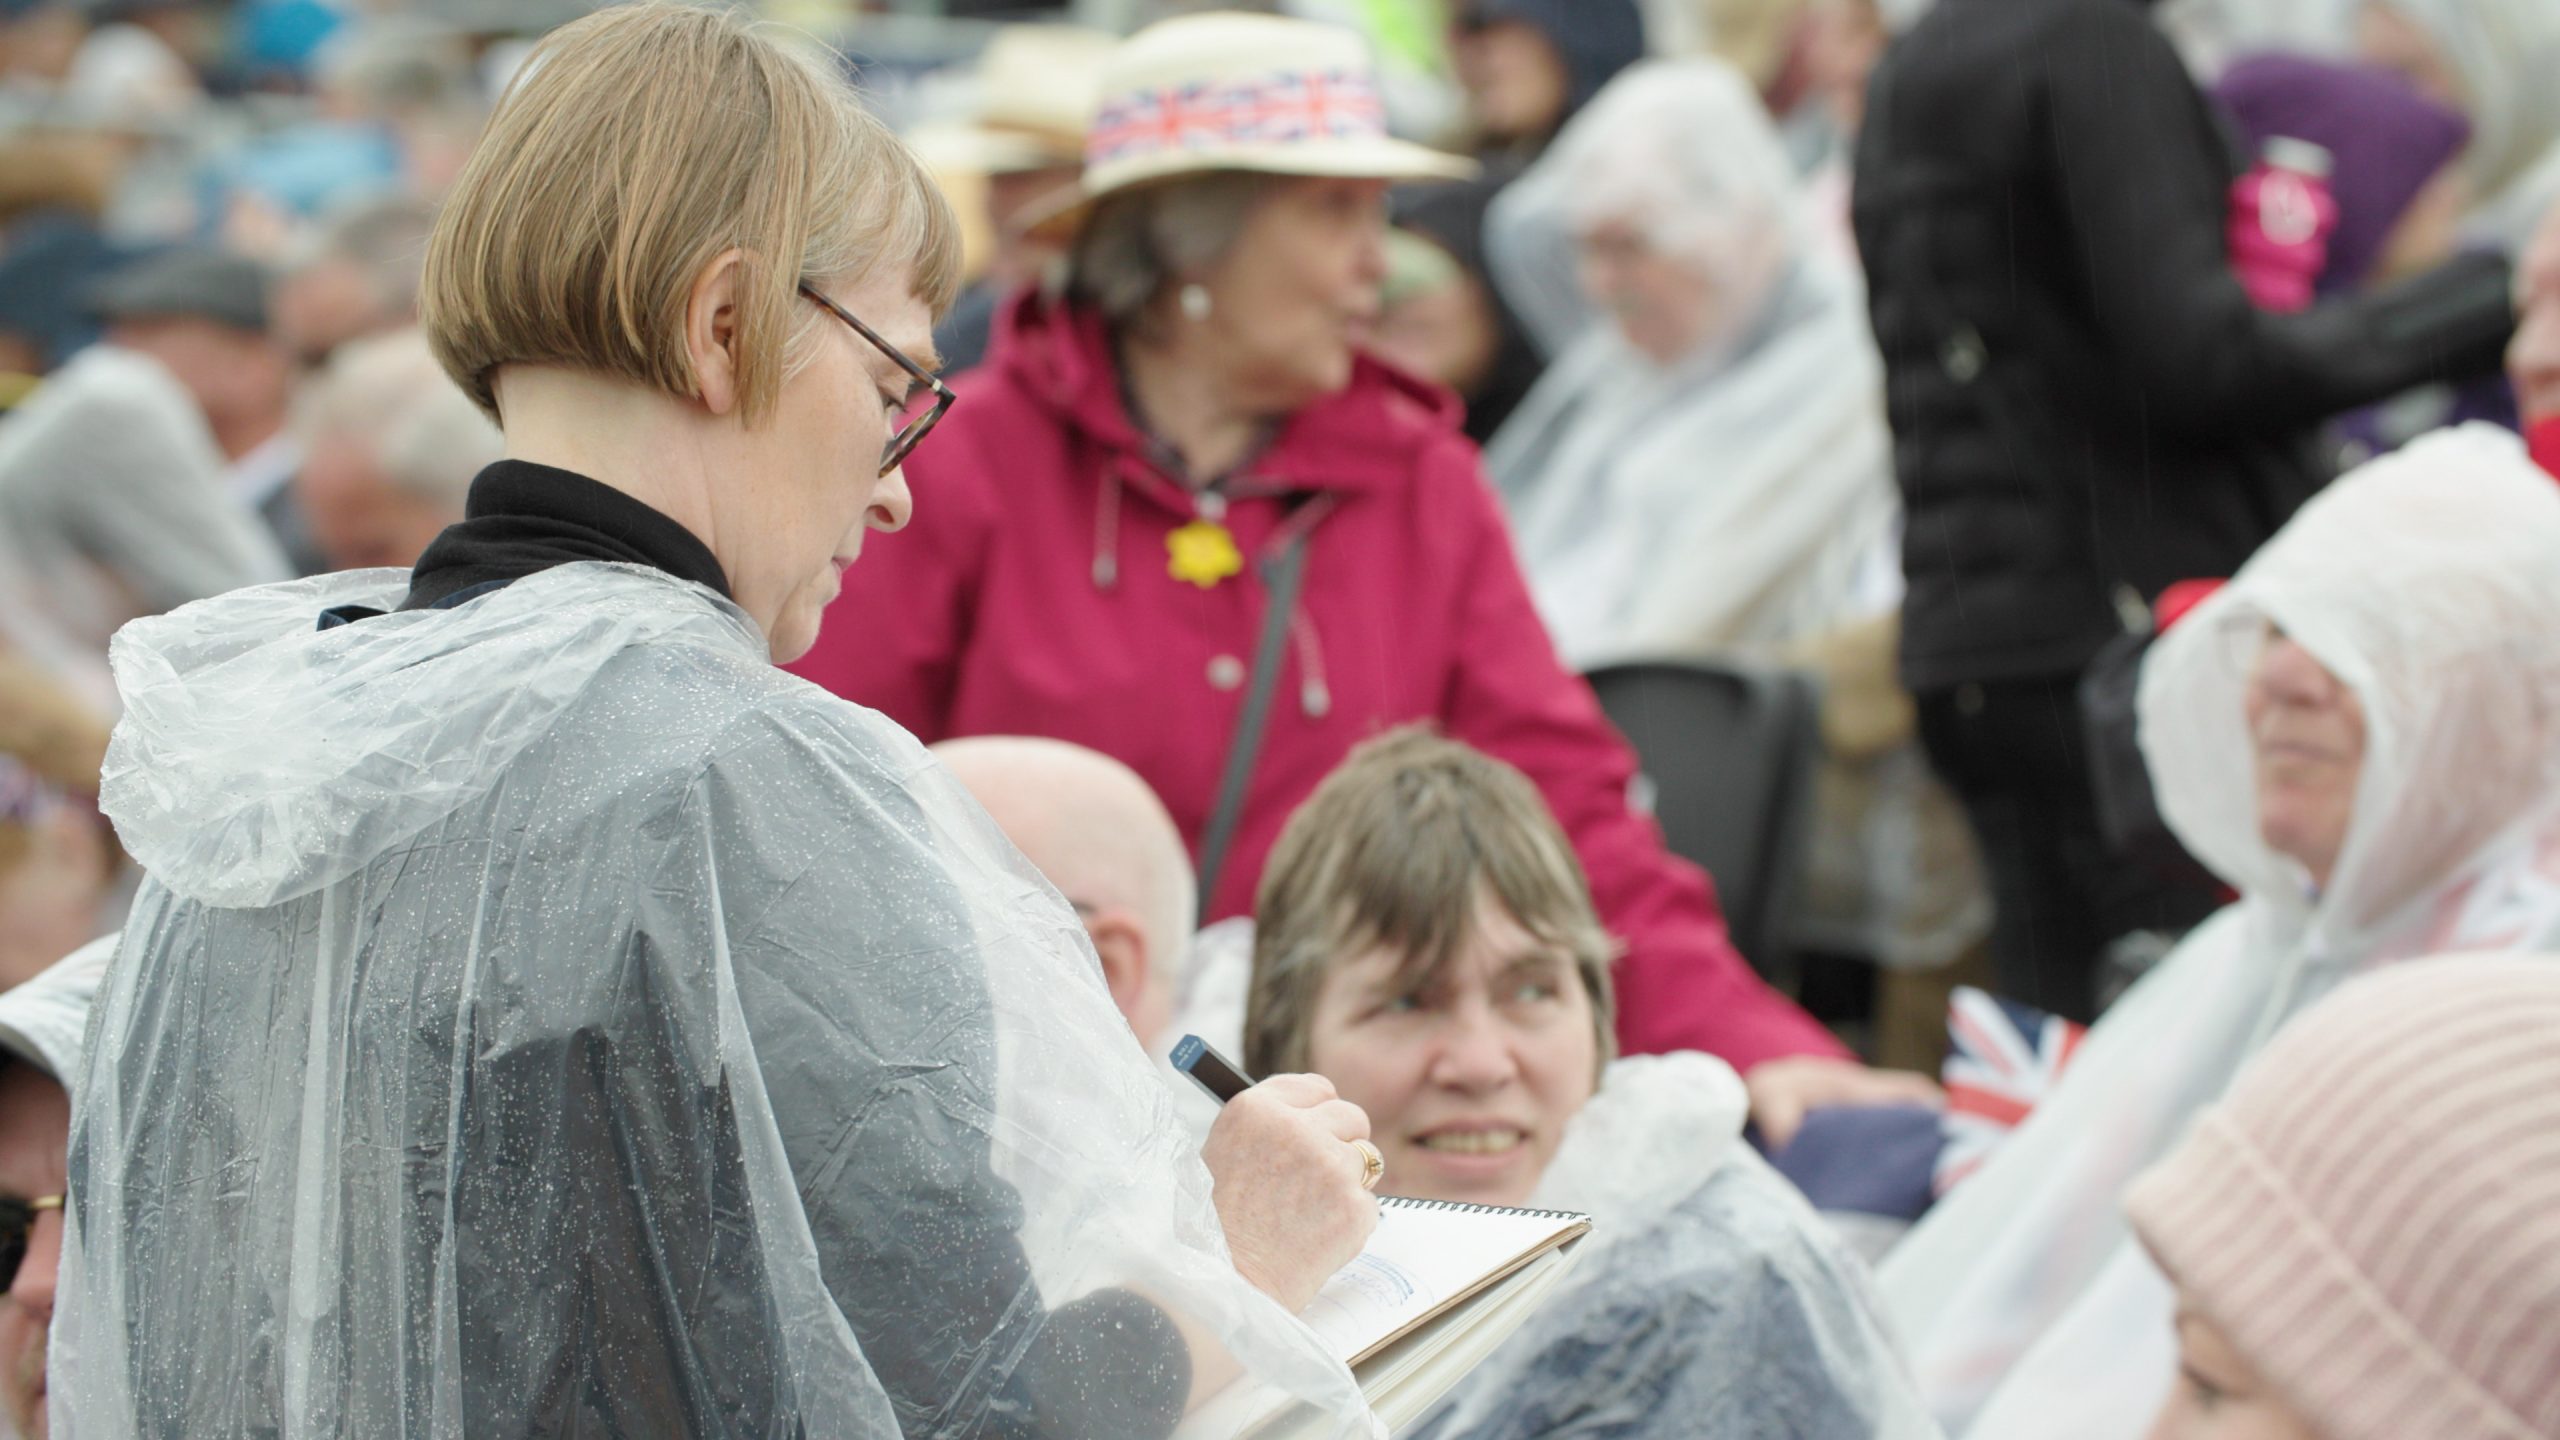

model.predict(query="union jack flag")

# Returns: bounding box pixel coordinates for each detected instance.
[1089,67,1387,167]
[1934,986,2088,1196]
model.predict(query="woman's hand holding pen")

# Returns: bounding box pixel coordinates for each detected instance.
[1202,1072,1381,1313]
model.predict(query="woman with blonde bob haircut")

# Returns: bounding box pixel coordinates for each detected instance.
[51,7,1390,1437]
[1243,730,1935,1439]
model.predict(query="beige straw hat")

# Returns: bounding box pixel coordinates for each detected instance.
[1025,11,1475,236]
[928,24,1118,178]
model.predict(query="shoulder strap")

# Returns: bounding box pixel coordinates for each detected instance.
[1195,525,1312,924]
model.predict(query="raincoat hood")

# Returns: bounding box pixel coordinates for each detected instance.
[2140,424,2560,945]
[1469,0,1647,131]
[1489,59,1810,361]
[101,564,764,910]
[1483,60,1899,665]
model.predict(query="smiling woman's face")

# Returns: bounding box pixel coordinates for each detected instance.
[2242,629,2367,889]
[1302,890,1599,1208]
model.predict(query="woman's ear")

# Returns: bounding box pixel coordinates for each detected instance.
[684,248,750,417]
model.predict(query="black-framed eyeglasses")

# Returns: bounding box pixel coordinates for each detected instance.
[799,284,956,478]
[1,1193,61,1294]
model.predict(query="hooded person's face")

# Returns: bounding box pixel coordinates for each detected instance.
[2241,629,2367,891]
[1576,216,1723,365]
[1450,16,1571,145]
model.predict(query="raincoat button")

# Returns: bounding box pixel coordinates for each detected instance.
[1207,654,1246,691]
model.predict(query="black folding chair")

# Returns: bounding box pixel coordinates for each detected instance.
[1583,658,1824,996]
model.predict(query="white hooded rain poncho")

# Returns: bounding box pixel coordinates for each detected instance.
[1482,59,1900,668]
[1877,425,2560,1440]
[52,562,1379,1438]
[2366,0,2560,254]
[1406,1054,1940,1440]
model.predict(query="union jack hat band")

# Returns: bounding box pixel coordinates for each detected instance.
[1090,67,1392,170]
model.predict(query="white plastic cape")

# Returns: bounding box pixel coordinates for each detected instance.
[1877,426,2560,1439]
[2364,0,2560,253]
[53,562,1376,1439]
[1408,1054,1941,1440]
[1482,60,1900,670]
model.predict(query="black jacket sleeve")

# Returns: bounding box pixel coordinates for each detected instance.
[2038,0,2514,441]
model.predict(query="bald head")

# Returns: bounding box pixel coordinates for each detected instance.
[937,737,1196,1044]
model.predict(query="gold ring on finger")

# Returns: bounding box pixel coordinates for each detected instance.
[1350,1138,1385,1192]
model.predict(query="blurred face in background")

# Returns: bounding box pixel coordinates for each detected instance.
[2242,628,2366,890]
[1371,232,1500,397]
[1191,176,1391,410]
[1450,13,1571,146]
[294,431,459,572]
[106,315,292,458]
[984,164,1081,287]
[274,258,397,373]
[1578,215,1720,365]
[2354,3,2463,110]
[0,8,87,85]
[1801,0,1889,137]
[0,806,112,995]
[2509,205,2560,429]
[2367,164,2469,289]
[1304,892,1600,1209]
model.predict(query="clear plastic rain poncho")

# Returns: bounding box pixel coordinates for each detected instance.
[53,562,1376,1439]
[1407,1054,1940,1440]
[1482,60,1900,669]
[1878,426,2560,1440]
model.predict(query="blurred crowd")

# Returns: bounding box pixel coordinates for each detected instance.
[4,0,2560,1438]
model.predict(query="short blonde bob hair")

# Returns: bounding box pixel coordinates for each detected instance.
[1244,728,1620,1080]
[421,4,961,422]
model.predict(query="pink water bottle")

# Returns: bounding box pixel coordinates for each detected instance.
[2228,136,2338,312]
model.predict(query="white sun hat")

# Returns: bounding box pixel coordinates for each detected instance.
[923,23,1119,178]
[1031,11,1476,234]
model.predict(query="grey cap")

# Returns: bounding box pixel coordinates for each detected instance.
[0,933,114,1086]
[89,249,272,334]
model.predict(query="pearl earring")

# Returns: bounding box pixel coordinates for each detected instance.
[1179,283,1213,322]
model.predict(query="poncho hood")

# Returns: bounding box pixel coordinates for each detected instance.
[101,563,765,909]
[2140,425,2560,948]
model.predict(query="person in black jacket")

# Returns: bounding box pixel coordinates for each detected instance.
[1852,0,2516,1021]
